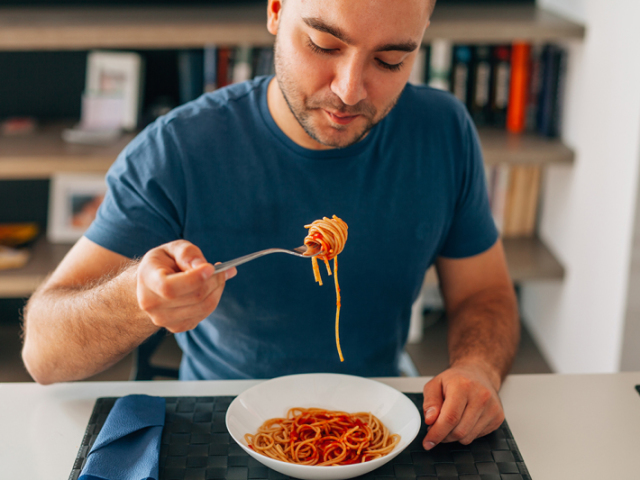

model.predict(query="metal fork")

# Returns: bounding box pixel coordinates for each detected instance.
[213,246,318,274]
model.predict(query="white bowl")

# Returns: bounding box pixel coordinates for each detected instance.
[226,373,421,480]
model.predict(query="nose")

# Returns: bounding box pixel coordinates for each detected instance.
[330,55,368,106]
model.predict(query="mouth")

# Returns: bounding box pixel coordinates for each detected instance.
[324,110,360,126]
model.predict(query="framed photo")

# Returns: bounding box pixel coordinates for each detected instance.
[47,174,108,244]
[84,50,144,131]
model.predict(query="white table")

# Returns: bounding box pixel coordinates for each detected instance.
[1,373,640,479]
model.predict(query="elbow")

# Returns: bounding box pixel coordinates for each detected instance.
[22,310,59,385]
[21,342,56,385]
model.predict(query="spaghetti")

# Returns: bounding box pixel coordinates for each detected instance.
[244,408,400,466]
[303,216,348,362]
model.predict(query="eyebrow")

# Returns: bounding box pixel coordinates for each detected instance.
[302,17,419,53]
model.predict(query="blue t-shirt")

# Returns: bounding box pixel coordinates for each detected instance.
[85,76,497,380]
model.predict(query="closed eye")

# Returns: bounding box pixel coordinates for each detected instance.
[376,58,404,72]
[307,37,337,55]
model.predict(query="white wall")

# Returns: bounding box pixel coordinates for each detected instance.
[620,135,640,371]
[522,0,640,372]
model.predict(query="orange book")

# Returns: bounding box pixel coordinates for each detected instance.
[506,42,531,133]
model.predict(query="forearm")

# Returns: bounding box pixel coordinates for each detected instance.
[446,286,520,389]
[22,262,158,384]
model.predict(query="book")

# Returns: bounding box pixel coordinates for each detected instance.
[489,164,511,234]
[232,45,253,84]
[490,45,511,127]
[427,39,452,91]
[216,47,232,89]
[506,42,531,133]
[254,47,275,77]
[502,165,541,237]
[203,45,218,92]
[470,45,492,125]
[408,46,429,85]
[521,165,542,236]
[177,49,204,104]
[526,44,543,131]
[451,45,472,105]
[537,44,567,138]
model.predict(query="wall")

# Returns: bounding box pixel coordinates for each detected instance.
[620,125,640,371]
[522,0,640,372]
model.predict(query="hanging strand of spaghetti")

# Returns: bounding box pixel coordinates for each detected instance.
[303,215,348,362]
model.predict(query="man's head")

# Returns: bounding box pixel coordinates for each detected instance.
[267,0,434,150]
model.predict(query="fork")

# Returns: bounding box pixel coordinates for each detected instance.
[212,246,318,274]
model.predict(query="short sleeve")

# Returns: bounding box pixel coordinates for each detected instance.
[438,116,499,259]
[84,120,187,259]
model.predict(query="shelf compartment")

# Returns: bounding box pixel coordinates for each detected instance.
[0,4,585,51]
[0,123,135,179]
[479,127,574,166]
[0,237,70,298]
[1,235,564,298]
[0,124,574,180]
[423,235,565,286]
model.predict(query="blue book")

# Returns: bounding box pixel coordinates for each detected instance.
[536,44,566,137]
[178,49,204,104]
[203,45,218,92]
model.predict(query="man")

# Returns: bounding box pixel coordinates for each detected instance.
[22,0,519,450]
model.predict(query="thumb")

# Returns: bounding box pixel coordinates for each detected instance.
[422,376,444,426]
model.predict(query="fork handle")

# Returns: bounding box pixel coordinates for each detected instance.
[212,250,273,274]
[213,248,300,274]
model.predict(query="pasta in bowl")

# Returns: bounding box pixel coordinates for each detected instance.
[226,373,421,480]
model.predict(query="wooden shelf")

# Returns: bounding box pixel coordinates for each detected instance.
[1,235,563,298]
[424,236,565,286]
[479,127,574,166]
[0,124,573,180]
[0,123,135,179]
[0,4,584,51]
[0,237,70,298]
[425,4,585,43]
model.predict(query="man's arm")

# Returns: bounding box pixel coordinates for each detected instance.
[421,238,520,449]
[22,237,234,385]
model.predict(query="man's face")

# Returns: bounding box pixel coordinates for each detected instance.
[268,0,431,149]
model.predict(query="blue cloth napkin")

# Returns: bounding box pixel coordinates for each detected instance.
[79,394,166,480]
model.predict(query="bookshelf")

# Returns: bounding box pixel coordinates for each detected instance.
[0,124,574,180]
[0,122,135,179]
[0,3,583,297]
[0,4,585,50]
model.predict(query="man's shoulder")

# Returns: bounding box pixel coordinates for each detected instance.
[399,83,469,122]
[121,76,269,159]
[163,76,269,127]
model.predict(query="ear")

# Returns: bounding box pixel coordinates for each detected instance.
[267,0,283,36]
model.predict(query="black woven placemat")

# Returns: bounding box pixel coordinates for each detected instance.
[69,393,531,480]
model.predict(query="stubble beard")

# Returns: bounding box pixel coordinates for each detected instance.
[273,35,401,149]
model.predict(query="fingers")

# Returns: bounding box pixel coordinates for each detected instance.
[422,368,505,450]
[423,377,444,426]
[137,240,238,332]
[163,239,209,272]
[460,403,505,444]
[423,386,467,449]
[159,282,229,333]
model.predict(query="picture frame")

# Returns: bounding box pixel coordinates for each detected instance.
[84,50,144,131]
[47,174,108,244]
